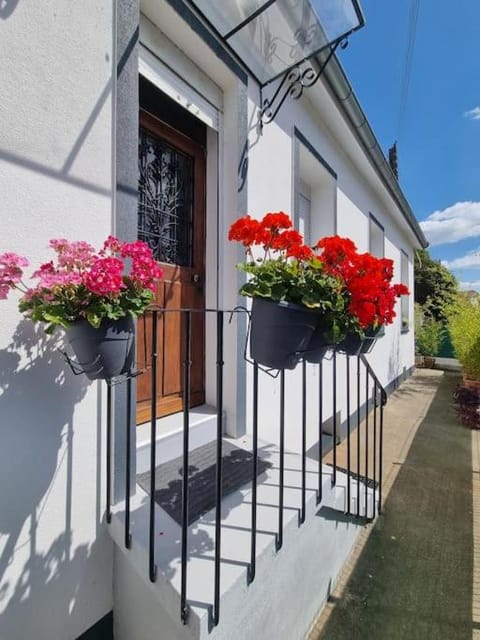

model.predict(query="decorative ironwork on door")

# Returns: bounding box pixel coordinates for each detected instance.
[138,127,193,267]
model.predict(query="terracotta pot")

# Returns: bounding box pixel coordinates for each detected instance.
[416,355,436,369]
[462,376,480,391]
[65,316,135,380]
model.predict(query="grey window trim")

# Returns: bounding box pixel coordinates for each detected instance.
[400,249,410,334]
[165,0,248,84]
[293,127,337,179]
[369,212,385,257]
[369,211,384,232]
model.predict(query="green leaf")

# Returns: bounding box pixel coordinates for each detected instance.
[42,312,69,328]
[86,312,101,328]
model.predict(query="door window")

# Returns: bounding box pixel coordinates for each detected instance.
[138,128,194,267]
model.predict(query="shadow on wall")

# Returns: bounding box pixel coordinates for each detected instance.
[0,320,103,638]
[0,0,20,20]
[383,329,406,392]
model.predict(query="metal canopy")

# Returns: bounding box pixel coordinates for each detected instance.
[188,0,365,87]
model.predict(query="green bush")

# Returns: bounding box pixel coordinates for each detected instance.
[447,296,480,379]
[415,305,444,356]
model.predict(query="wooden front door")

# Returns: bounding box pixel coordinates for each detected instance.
[136,110,205,423]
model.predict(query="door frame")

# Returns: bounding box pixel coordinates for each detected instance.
[136,108,206,424]
[135,46,226,430]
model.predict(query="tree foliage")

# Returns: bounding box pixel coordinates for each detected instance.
[414,249,458,322]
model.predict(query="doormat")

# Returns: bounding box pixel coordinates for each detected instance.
[137,440,272,527]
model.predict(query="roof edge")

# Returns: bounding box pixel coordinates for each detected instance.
[318,50,428,249]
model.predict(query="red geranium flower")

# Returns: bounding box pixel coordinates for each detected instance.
[228,213,410,333]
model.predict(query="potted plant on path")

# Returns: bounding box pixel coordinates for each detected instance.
[0,236,163,380]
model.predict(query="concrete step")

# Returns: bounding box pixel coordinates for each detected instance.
[111,437,374,640]
[136,404,220,473]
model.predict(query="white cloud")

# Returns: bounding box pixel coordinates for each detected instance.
[465,106,480,120]
[443,250,480,270]
[419,201,480,246]
[459,280,480,292]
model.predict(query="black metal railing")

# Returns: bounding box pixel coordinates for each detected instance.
[105,307,388,628]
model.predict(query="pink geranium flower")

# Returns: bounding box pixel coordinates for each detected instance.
[0,236,163,331]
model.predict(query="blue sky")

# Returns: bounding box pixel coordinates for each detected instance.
[338,0,480,289]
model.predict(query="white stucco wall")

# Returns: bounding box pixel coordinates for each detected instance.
[242,77,417,452]
[0,2,114,638]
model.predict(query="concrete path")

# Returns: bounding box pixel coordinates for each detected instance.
[306,369,480,640]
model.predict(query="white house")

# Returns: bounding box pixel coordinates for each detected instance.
[0,2,427,639]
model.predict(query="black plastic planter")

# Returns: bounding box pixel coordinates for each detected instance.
[303,319,335,363]
[65,316,135,380]
[337,326,381,356]
[249,298,318,370]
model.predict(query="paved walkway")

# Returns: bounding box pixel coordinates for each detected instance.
[306,369,480,640]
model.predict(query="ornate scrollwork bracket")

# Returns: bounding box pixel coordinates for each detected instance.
[259,38,348,131]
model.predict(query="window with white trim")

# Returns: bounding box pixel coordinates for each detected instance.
[297,182,312,246]
[369,213,384,258]
[293,130,336,247]
[369,214,385,334]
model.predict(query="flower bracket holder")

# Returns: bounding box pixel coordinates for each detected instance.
[229,305,281,378]
[259,38,347,131]
[60,348,143,385]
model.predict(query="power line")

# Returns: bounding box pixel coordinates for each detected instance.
[396,0,421,140]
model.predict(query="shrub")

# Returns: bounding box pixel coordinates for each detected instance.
[416,319,444,357]
[447,295,480,380]
[453,384,480,430]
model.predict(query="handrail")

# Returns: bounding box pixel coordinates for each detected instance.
[359,353,387,405]
[106,307,389,626]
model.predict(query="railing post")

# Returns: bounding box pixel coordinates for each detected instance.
[180,311,191,625]
[358,356,388,519]
[149,310,158,582]
[332,351,337,487]
[346,355,351,515]
[247,362,259,585]
[317,360,323,505]
[276,370,285,551]
[356,355,361,518]
[106,381,112,524]
[364,369,369,519]
[378,389,386,514]
[125,377,132,548]
[210,311,224,627]
[300,360,307,524]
